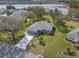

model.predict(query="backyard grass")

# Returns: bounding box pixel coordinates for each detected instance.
[30,30,79,58]
[30,30,76,57]
[29,15,79,57]
[43,31,74,58]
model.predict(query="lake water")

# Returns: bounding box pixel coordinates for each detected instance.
[0,4,69,15]
[0,4,66,9]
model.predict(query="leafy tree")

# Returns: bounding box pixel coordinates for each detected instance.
[6,5,16,10]
[55,16,69,33]
[69,2,78,9]
[26,11,37,23]
[0,16,24,44]
[63,0,79,9]
[49,9,69,33]
[67,8,79,21]
[27,7,46,20]
[6,11,12,15]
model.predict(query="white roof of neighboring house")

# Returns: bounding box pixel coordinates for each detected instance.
[68,28,79,43]
[0,9,5,14]
[12,10,28,20]
[8,9,17,13]
[28,21,53,33]
[12,10,27,16]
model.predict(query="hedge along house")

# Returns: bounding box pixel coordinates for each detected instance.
[27,21,54,35]
[66,29,79,43]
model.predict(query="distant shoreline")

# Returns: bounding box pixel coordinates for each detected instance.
[0,2,63,4]
[0,4,66,9]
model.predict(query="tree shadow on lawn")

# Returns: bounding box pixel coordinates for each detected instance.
[56,25,70,34]
[54,21,70,34]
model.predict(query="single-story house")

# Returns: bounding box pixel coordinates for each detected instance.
[12,10,27,16]
[0,9,6,14]
[27,21,54,35]
[66,29,79,43]
[12,10,28,20]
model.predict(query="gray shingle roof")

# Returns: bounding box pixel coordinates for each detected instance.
[28,21,53,33]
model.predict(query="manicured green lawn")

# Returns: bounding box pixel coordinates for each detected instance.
[29,15,79,58]
[30,30,76,57]
[43,31,74,57]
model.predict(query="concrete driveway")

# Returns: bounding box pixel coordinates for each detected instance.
[0,31,43,58]
[15,33,33,50]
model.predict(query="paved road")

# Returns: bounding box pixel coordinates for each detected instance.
[0,43,43,58]
[0,29,44,58]
[0,33,43,58]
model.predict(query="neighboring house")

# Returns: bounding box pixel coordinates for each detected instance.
[66,29,79,43]
[12,10,27,16]
[27,21,53,35]
[48,7,69,16]
[12,10,28,20]
[12,10,28,17]
[0,9,17,16]
[0,9,27,16]
[2,9,17,16]
[7,9,16,13]
[0,9,5,15]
